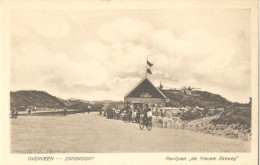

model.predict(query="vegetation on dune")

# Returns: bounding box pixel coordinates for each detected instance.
[162,89,251,126]
[211,106,251,128]
[61,99,90,111]
[162,90,233,109]
[10,90,64,110]
[91,104,104,112]
[10,90,108,112]
[180,110,204,121]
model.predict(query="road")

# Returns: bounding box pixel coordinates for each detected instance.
[11,112,250,153]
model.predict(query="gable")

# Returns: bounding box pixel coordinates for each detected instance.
[125,78,166,99]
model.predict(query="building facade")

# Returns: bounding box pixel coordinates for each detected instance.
[124,77,166,109]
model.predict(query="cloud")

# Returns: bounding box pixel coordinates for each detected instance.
[98,17,153,44]
[96,17,250,102]
[11,12,251,102]
[12,11,70,38]
[97,17,238,76]
[11,45,108,96]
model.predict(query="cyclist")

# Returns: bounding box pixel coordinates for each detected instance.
[142,104,152,124]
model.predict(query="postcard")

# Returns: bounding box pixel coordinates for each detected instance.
[0,0,258,164]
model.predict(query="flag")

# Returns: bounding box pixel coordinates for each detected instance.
[147,60,153,67]
[147,68,152,74]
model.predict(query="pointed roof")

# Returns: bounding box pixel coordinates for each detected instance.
[125,77,166,99]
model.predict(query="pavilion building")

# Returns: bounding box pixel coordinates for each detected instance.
[124,77,167,109]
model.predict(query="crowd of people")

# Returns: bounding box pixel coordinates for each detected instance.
[99,104,251,141]
[100,104,185,128]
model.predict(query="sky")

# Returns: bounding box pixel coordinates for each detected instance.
[11,9,251,103]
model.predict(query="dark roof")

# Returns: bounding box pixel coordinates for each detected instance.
[125,78,166,99]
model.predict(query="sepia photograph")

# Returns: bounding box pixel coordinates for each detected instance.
[0,0,259,164]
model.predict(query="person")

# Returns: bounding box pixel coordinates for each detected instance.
[14,109,18,117]
[157,109,165,127]
[162,110,171,128]
[129,105,133,122]
[103,109,106,117]
[28,107,32,115]
[64,108,67,116]
[157,108,162,117]
[124,106,130,122]
[88,105,91,114]
[132,109,137,122]
[33,105,37,112]
[11,108,18,118]
[114,107,120,120]
[136,106,141,123]
[152,104,157,115]
[99,108,102,115]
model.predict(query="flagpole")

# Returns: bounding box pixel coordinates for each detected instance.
[146,57,147,78]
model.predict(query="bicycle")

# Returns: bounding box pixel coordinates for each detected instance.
[139,114,152,131]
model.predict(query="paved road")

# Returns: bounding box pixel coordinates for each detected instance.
[11,112,250,153]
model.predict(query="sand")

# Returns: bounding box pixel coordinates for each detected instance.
[11,112,250,153]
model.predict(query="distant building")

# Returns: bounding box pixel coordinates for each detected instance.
[124,77,167,109]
